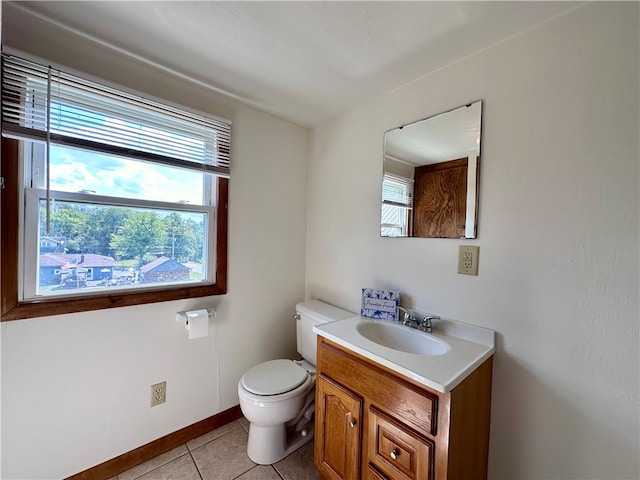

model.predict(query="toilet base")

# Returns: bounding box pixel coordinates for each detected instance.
[247,422,315,465]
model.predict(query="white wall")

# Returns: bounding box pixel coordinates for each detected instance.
[307,3,639,479]
[0,20,309,480]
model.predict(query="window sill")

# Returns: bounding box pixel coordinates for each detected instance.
[1,283,226,322]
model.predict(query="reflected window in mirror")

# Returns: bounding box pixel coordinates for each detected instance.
[381,101,482,239]
[381,172,414,237]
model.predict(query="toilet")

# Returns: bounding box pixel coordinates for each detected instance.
[238,300,355,465]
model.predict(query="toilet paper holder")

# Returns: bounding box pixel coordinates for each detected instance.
[176,307,216,325]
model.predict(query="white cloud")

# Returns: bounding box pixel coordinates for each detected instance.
[51,145,203,204]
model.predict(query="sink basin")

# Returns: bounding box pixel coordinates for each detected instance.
[356,321,449,355]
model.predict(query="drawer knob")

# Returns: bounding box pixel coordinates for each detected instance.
[348,419,357,428]
[390,449,400,461]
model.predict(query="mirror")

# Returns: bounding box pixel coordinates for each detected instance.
[381,101,482,238]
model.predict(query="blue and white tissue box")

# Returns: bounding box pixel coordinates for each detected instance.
[361,288,400,321]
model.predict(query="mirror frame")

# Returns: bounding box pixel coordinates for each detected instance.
[381,100,482,239]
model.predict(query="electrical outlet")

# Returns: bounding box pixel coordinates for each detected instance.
[150,382,166,407]
[458,245,479,275]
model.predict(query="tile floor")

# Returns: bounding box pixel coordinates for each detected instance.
[110,417,320,480]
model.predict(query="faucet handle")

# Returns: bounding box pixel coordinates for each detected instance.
[398,307,440,331]
[398,306,412,323]
[418,315,439,333]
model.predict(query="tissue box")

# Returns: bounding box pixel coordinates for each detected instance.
[361,288,400,321]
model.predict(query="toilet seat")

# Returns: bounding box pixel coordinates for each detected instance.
[241,359,308,395]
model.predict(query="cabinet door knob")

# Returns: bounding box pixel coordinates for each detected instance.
[390,449,400,460]
[348,419,357,428]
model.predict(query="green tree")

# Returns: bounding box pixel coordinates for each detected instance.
[83,207,131,257]
[43,203,88,253]
[189,218,205,263]
[163,213,197,262]
[111,211,166,265]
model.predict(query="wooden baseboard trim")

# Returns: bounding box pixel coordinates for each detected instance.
[66,405,243,480]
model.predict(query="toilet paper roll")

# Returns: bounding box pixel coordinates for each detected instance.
[185,309,209,339]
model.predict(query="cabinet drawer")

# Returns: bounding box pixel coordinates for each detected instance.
[366,464,390,480]
[367,407,434,480]
[318,340,437,436]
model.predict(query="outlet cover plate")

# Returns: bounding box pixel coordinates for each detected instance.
[150,381,166,407]
[458,245,479,275]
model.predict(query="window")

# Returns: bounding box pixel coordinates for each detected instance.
[381,172,413,237]
[1,55,230,320]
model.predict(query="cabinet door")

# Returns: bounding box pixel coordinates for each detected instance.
[315,374,362,480]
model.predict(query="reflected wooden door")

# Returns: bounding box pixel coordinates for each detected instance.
[413,158,468,238]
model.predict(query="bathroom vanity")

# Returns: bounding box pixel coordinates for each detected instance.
[313,315,494,480]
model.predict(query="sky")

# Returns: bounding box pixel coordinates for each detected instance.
[47,98,211,206]
[50,144,205,205]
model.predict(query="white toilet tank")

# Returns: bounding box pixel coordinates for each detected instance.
[296,300,355,366]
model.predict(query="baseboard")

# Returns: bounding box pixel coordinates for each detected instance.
[65,405,243,480]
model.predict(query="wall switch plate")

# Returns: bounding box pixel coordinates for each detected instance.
[458,245,479,275]
[150,382,166,407]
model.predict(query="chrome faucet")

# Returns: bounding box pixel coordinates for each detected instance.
[398,307,439,333]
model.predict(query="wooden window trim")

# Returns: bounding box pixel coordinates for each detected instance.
[1,138,228,322]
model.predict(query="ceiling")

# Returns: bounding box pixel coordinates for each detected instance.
[385,101,482,165]
[3,1,581,128]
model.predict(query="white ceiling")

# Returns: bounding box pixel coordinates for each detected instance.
[3,1,580,128]
[385,101,482,165]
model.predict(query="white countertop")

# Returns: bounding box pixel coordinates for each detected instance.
[314,315,495,393]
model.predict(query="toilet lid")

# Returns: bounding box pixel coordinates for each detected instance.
[241,359,308,395]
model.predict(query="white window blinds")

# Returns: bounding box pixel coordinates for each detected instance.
[382,172,414,209]
[1,54,231,176]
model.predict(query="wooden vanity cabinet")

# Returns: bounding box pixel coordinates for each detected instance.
[314,337,493,480]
